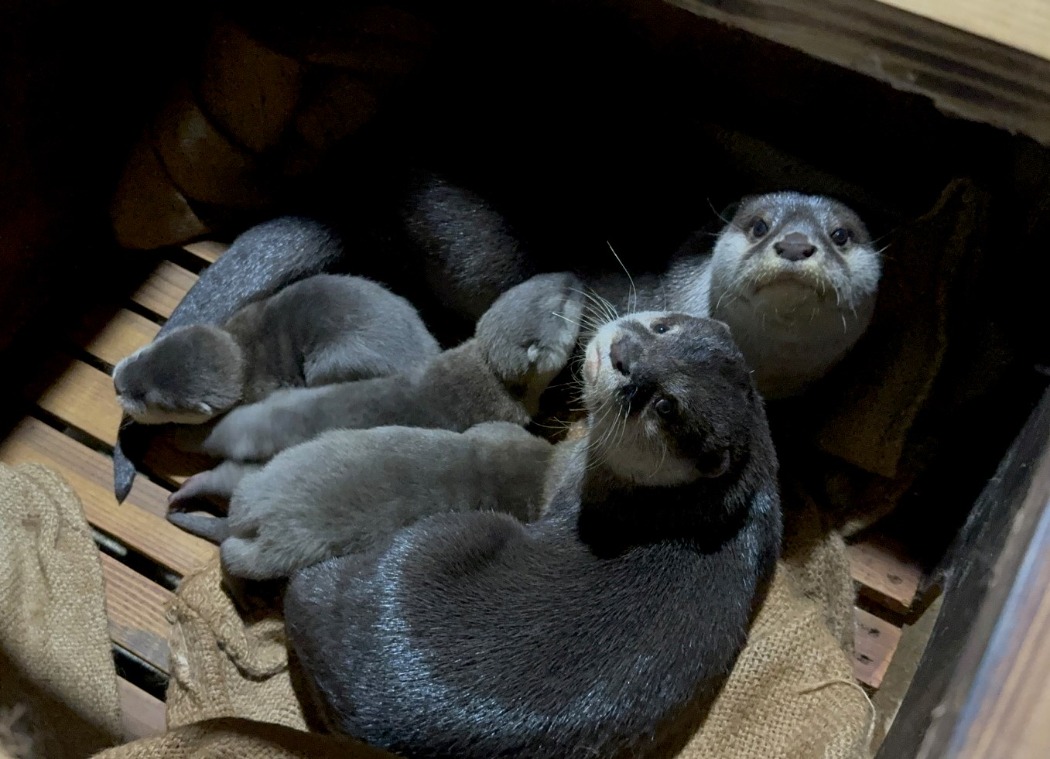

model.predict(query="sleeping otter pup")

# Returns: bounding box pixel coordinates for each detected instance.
[167,422,555,578]
[197,272,584,462]
[284,312,782,759]
[112,273,439,425]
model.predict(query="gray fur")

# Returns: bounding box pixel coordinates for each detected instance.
[113,274,440,425]
[169,422,554,579]
[200,272,584,462]
[113,216,346,500]
[284,312,782,759]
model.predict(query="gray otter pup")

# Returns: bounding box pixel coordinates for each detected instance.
[113,273,439,426]
[284,312,782,759]
[168,422,555,579]
[197,272,584,462]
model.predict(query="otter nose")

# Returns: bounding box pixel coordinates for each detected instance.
[113,372,125,395]
[773,232,816,262]
[609,335,637,376]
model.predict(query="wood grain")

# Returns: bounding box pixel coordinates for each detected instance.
[0,417,216,575]
[876,0,1050,61]
[947,420,1050,757]
[101,553,172,673]
[131,260,198,319]
[877,389,1050,758]
[666,0,1050,146]
[847,535,923,615]
[854,607,903,689]
[182,240,229,265]
[73,308,159,366]
[28,355,122,445]
[118,677,166,740]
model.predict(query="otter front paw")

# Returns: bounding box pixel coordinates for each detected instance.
[203,401,301,462]
[476,272,585,382]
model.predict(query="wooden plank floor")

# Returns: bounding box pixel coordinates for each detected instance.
[0,240,925,740]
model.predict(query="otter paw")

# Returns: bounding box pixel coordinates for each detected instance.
[168,461,259,510]
[477,272,585,381]
[202,403,288,461]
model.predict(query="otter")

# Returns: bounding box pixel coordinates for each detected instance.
[166,421,555,579]
[112,273,440,426]
[116,174,879,493]
[406,181,882,400]
[196,272,583,463]
[277,312,781,759]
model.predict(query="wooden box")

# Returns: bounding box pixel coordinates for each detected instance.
[1,1,1047,755]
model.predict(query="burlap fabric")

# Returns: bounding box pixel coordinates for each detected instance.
[92,490,872,759]
[0,463,123,759]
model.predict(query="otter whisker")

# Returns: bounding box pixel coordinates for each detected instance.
[606,241,638,316]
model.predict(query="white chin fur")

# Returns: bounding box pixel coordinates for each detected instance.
[120,401,215,426]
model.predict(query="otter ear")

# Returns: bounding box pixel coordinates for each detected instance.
[697,449,731,478]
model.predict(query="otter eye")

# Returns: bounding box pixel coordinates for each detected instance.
[830,227,852,246]
[654,397,674,417]
[750,218,769,239]
[652,322,669,334]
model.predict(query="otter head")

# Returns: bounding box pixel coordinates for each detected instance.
[113,325,246,425]
[580,312,759,487]
[707,193,882,397]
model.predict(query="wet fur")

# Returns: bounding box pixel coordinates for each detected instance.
[113,274,439,425]
[284,314,781,759]
[200,272,584,463]
[169,422,555,579]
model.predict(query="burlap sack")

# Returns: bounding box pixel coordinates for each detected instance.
[93,718,395,759]
[0,463,123,759]
[163,566,303,732]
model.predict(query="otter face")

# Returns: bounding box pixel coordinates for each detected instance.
[112,325,246,425]
[709,193,881,324]
[580,312,757,487]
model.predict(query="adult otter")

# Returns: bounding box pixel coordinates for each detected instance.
[404,178,883,399]
[112,274,439,425]
[283,312,782,759]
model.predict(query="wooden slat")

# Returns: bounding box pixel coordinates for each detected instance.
[29,356,122,445]
[876,0,1050,62]
[74,308,160,367]
[847,535,922,615]
[118,678,166,741]
[854,607,903,689]
[101,553,172,673]
[0,418,216,575]
[131,261,198,319]
[667,0,1050,146]
[183,240,228,265]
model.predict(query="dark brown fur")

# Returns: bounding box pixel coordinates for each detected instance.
[285,314,781,759]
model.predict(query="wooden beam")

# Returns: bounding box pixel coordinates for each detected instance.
[101,553,172,674]
[876,0,1050,62]
[118,677,166,741]
[877,389,1050,757]
[131,260,198,320]
[665,0,1050,146]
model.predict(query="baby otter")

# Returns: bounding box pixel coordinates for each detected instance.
[196,272,584,462]
[112,274,439,425]
[167,422,556,579]
[283,312,782,759]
